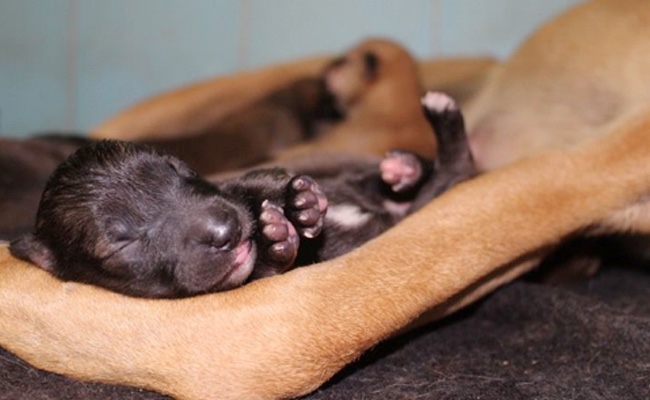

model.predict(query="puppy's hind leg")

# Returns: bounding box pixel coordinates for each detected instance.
[421,91,475,179]
[380,92,473,195]
[404,92,477,212]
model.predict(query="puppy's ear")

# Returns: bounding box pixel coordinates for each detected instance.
[363,52,379,80]
[9,234,57,272]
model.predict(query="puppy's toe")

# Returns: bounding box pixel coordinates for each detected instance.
[260,201,289,241]
[268,240,298,265]
[380,150,423,192]
[259,200,299,269]
[286,176,328,239]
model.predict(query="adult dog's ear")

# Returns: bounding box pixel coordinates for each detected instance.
[363,51,379,80]
[9,234,57,272]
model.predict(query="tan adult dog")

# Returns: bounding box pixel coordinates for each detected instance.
[2,1,650,399]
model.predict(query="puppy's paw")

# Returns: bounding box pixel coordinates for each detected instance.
[286,175,328,239]
[259,200,299,269]
[421,92,463,128]
[380,150,424,193]
[421,91,458,113]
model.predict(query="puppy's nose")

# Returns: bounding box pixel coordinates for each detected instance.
[206,211,241,251]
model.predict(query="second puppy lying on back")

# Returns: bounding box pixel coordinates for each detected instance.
[10,92,475,298]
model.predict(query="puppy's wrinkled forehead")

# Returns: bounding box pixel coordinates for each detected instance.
[44,141,191,204]
[36,141,217,242]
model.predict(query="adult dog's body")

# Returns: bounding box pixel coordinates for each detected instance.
[466,0,650,172]
[1,1,650,399]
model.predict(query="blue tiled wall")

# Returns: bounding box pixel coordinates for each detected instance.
[0,0,582,137]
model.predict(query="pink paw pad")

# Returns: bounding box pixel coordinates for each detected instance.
[380,151,423,193]
[421,91,457,112]
[260,200,299,266]
[287,176,328,239]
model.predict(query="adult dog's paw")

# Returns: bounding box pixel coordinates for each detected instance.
[286,175,328,239]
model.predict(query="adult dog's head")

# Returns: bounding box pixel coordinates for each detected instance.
[10,140,256,298]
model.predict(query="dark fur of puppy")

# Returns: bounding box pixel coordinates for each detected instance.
[296,92,475,262]
[9,141,331,298]
[10,92,475,298]
[0,78,337,240]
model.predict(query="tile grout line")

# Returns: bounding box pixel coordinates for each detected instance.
[65,0,80,131]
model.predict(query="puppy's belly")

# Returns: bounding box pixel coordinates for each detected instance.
[325,204,372,229]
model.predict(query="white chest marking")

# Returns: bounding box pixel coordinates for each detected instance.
[325,204,372,229]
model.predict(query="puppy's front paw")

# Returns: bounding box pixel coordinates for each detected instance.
[380,150,424,193]
[259,200,299,270]
[286,176,328,239]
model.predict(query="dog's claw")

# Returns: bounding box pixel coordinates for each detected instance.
[286,175,328,239]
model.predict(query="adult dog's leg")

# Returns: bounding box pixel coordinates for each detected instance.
[2,108,650,400]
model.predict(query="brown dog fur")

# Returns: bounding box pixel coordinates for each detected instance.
[466,0,650,171]
[273,39,437,162]
[91,39,494,162]
[419,56,497,106]
[3,1,650,398]
[464,0,650,278]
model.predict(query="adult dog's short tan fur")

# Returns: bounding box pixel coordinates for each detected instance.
[466,0,650,172]
[3,1,650,399]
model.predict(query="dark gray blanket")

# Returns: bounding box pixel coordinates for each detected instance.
[1,264,648,400]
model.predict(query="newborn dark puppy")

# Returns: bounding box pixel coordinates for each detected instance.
[10,92,474,298]
[9,140,328,298]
